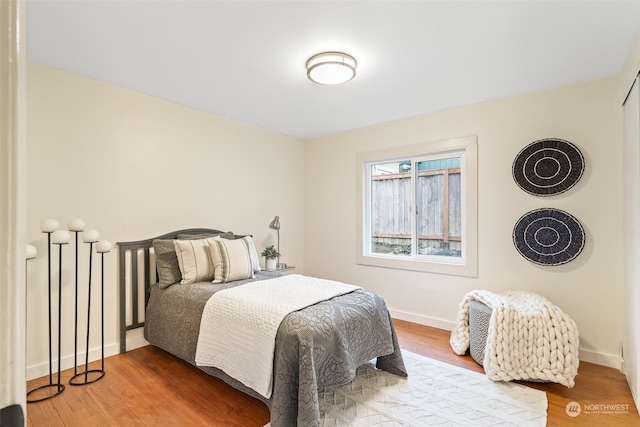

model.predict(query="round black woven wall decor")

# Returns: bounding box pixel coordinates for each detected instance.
[513,208,585,266]
[512,138,584,196]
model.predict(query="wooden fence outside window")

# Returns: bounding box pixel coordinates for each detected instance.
[371,168,462,256]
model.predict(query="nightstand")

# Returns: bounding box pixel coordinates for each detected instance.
[264,265,295,272]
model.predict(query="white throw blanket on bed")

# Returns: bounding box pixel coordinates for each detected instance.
[195,274,360,398]
[450,290,579,387]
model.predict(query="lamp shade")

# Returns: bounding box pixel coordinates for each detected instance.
[26,244,38,260]
[51,230,71,245]
[83,229,100,243]
[68,218,86,232]
[40,218,60,233]
[269,216,280,230]
[306,52,357,85]
[96,240,112,253]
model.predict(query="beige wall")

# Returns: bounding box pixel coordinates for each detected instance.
[623,77,639,413]
[25,61,625,375]
[622,24,640,411]
[304,77,624,367]
[25,62,305,378]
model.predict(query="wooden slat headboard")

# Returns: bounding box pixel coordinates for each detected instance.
[117,228,230,354]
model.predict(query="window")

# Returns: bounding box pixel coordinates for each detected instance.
[356,136,477,277]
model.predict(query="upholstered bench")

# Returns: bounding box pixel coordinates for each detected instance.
[469,300,492,366]
[468,298,552,383]
[452,290,579,386]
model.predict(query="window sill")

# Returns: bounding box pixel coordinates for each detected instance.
[356,253,477,277]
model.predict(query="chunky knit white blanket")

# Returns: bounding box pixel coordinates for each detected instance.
[450,290,579,387]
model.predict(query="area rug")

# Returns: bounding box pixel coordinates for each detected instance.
[269,349,548,426]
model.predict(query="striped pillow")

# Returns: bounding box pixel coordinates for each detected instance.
[208,236,259,283]
[241,236,262,274]
[173,238,216,284]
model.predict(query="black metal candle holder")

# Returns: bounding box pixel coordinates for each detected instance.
[27,224,68,403]
[70,232,106,385]
[69,220,83,378]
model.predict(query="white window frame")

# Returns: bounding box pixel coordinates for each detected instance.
[356,135,478,277]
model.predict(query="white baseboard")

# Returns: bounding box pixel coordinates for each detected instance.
[389,308,622,370]
[578,348,622,370]
[26,343,119,381]
[389,308,456,331]
[27,312,622,380]
[125,328,150,352]
[26,329,151,381]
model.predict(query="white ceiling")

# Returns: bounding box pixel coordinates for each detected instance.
[27,1,640,139]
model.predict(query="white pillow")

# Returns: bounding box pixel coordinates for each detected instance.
[173,238,217,284]
[240,236,262,274]
[208,237,259,283]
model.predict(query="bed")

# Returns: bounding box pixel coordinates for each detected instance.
[118,228,407,426]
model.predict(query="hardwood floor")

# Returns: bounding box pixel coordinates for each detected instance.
[395,320,639,427]
[26,319,639,426]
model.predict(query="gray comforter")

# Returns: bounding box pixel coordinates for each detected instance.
[144,272,407,426]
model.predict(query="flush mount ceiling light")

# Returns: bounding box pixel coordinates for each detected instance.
[306,51,357,85]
